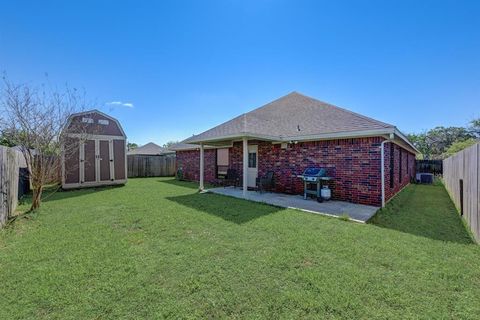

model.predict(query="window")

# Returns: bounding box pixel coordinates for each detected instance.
[82,117,94,124]
[98,119,109,125]
[248,152,256,168]
[407,154,410,175]
[399,149,402,183]
[389,143,394,188]
[216,148,229,178]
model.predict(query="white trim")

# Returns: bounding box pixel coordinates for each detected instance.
[199,143,204,191]
[242,137,248,197]
[109,140,115,180]
[186,132,281,144]
[247,144,258,188]
[182,127,419,155]
[95,140,100,182]
[62,179,127,190]
[124,139,128,183]
[282,128,396,142]
[65,133,125,140]
[394,128,420,154]
[185,128,394,144]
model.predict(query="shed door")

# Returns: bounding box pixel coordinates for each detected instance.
[99,140,111,181]
[64,138,80,184]
[113,139,126,180]
[83,140,96,183]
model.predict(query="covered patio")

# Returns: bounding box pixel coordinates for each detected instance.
[208,187,379,223]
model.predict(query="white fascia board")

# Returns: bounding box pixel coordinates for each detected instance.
[187,128,395,144]
[394,128,420,154]
[185,132,280,144]
[181,127,419,154]
[284,128,395,142]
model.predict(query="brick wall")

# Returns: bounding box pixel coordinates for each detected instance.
[176,137,415,207]
[254,138,383,206]
[383,142,416,202]
[176,149,216,182]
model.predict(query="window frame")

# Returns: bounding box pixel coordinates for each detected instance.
[215,148,229,179]
[389,143,394,188]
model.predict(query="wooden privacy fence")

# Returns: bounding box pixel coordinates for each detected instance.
[443,142,480,242]
[416,160,443,174]
[0,146,20,227]
[127,154,176,177]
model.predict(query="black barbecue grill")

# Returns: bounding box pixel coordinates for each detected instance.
[299,167,331,202]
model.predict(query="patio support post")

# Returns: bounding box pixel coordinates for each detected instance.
[242,137,248,197]
[199,143,204,191]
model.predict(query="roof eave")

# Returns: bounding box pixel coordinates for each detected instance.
[393,128,420,154]
[180,127,420,154]
[184,132,281,144]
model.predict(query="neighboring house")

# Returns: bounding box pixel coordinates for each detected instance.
[171,92,418,207]
[127,142,175,156]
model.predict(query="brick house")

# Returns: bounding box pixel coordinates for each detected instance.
[171,92,418,207]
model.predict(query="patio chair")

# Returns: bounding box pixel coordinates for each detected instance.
[256,171,275,193]
[223,169,240,188]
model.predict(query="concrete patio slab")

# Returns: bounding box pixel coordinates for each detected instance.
[207,187,379,223]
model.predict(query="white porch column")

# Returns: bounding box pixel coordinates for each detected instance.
[242,137,248,197]
[199,143,204,191]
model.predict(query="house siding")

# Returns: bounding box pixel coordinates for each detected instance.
[176,137,415,207]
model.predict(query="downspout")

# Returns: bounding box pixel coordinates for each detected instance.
[380,133,395,208]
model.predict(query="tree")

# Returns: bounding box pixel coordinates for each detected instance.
[443,138,477,158]
[408,126,475,159]
[0,130,15,147]
[426,126,474,157]
[163,140,179,149]
[0,76,87,211]
[469,118,480,137]
[127,142,138,151]
[407,132,431,159]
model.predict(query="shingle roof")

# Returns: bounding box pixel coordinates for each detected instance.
[127,142,174,155]
[183,92,395,143]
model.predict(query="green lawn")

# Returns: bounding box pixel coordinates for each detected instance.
[1,178,479,319]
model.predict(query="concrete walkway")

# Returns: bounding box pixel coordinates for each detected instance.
[207,187,379,223]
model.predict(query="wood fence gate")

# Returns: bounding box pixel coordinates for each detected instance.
[443,142,480,242]
[0,146,20,227]
[127,155,176,177]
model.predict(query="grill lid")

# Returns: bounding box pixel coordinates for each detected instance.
[303,167,327,177]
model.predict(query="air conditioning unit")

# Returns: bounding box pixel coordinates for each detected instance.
[416,173,434,184]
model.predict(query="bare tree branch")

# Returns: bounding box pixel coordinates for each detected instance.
[0,75,91,211]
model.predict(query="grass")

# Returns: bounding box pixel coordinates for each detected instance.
[0,178,479,319]
[369,183,474,243]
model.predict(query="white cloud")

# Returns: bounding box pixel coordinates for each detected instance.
[106,101,134,108]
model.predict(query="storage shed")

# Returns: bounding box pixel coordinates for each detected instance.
[62,110,127,189]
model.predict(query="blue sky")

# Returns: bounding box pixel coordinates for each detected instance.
[1,0,479,145]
